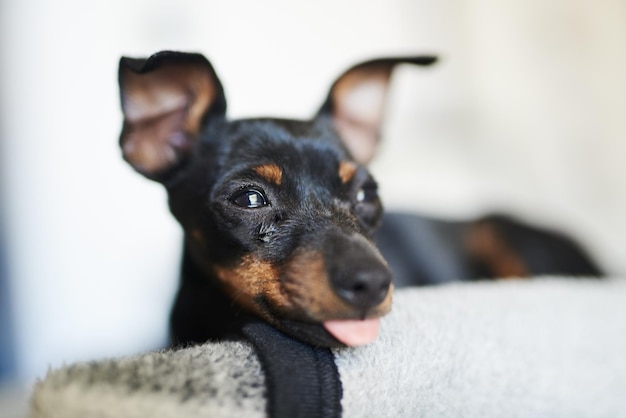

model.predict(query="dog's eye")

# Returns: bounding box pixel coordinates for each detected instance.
[356,183,378,203]
[232,189,268,209]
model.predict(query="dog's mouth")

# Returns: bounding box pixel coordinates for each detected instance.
[251,289,390,348]
[267,291,393,348]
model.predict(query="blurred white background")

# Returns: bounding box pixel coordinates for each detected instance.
[0,0,624,383]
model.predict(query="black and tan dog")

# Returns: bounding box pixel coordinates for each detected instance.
[117,51,601,348]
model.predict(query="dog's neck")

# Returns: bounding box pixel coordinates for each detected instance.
[169,242,252,346]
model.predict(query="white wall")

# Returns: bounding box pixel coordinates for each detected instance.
[373,0,626,273]
[1,0,624,381]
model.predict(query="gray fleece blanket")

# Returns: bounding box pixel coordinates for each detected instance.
[31,279,626,417]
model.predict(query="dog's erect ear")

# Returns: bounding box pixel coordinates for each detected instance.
[318,56,437,164]
[118,51,226,180]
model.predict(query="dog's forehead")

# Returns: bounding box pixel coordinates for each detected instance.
[219,118,348,170]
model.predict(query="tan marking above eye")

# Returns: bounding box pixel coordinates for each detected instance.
[338,161,358,184]
[253,164,283,185]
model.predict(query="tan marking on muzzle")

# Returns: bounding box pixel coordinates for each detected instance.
[282,251,348,320]
[283,251,393,320]
[213,256,283,318]
[213,251,393,323]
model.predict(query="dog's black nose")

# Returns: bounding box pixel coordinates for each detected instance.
[333,265,392,310]
[324,231,393,311]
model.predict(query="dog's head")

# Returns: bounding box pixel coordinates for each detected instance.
[118,51,436,347]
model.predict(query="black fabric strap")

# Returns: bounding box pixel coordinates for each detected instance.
[240,321,343,418]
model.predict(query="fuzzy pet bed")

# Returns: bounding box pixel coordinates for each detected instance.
[31,279,626,418]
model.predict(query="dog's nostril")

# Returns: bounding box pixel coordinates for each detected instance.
[353,283,367,293]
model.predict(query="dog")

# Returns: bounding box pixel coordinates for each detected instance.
[117,51,602,348]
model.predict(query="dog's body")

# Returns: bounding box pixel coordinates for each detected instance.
[376,213,601,287]
[117,51,601,348]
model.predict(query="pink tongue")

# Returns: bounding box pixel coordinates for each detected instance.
[323,318,380,346]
